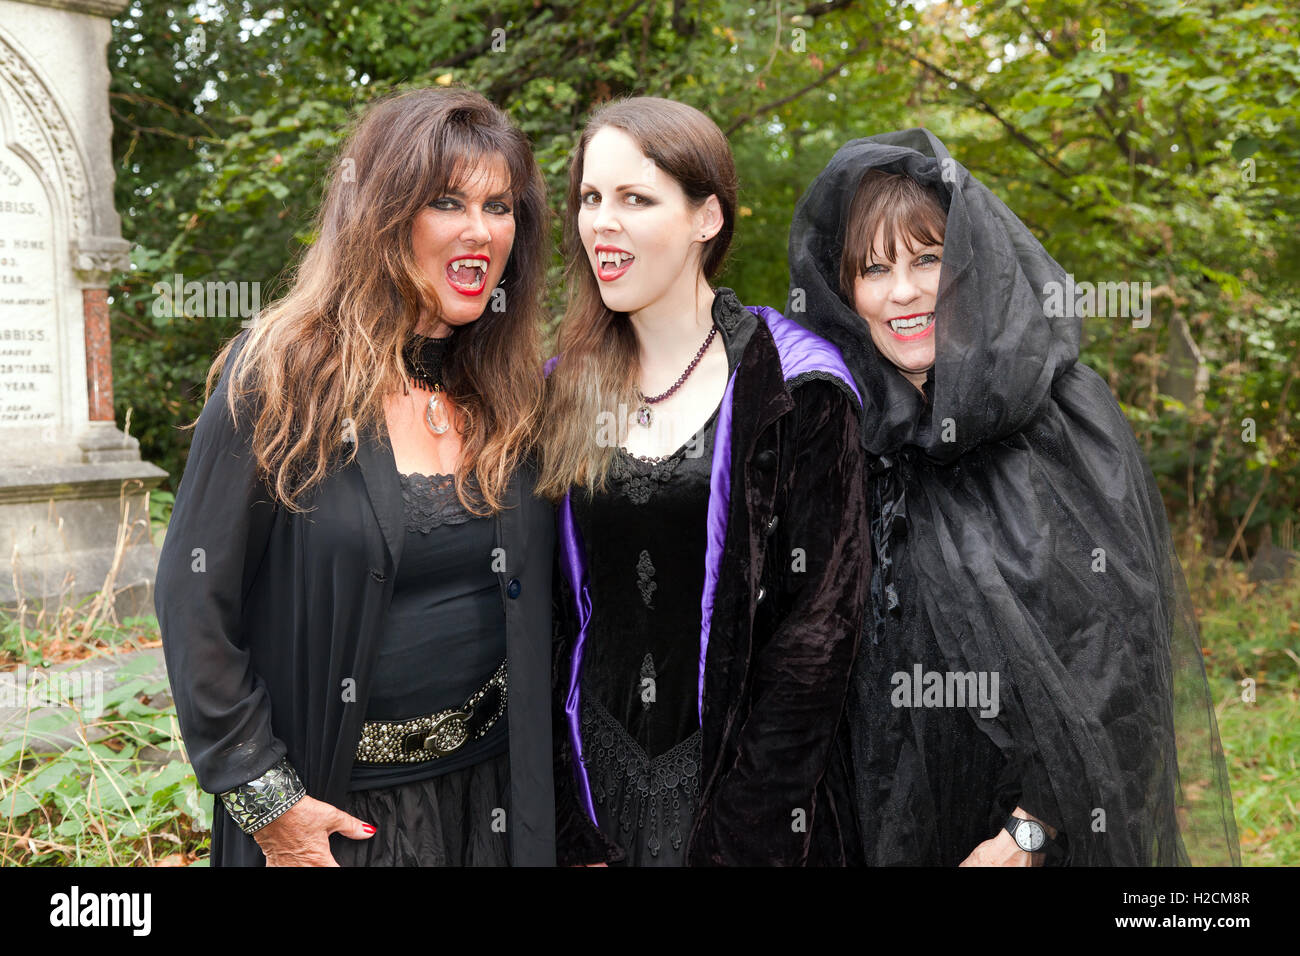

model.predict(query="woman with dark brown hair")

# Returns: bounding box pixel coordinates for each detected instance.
[786,129,1238,866]
[154,87,557,866]
[538,96,870,866]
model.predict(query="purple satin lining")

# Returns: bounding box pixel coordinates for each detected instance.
[549,308,861,822]
[546,353,598,822]
[697,365,740,722]
[749,305,863,405]
[556,491,598,823]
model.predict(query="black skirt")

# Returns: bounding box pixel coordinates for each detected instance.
[329,752,511,866]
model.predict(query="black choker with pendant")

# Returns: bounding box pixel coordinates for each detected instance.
[402,333,451,391]
[402,333,453,435]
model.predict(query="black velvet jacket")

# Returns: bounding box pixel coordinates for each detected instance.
[552,291,871,866]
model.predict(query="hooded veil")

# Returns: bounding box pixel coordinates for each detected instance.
[786,128,1238,865]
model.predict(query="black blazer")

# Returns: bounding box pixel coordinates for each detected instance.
[155,331,556,866]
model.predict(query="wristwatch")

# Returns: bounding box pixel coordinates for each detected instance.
[1004,814,1050,853]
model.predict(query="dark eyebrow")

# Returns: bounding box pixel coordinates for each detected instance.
[444,188,513,202]
[579,182,656,192]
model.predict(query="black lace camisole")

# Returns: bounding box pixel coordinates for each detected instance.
[348,471,508,791]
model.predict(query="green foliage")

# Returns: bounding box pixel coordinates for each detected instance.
[1,610,163,670]
[1193,564,1300,865]
[0,651,210,866]
[108,1,1298,547]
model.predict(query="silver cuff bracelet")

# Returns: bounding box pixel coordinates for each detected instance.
[219,756,306,835]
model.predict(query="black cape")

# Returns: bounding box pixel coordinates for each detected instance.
[786,128,1238,865]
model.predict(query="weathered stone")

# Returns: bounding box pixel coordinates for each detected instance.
[1249,527,1297,583]
[0,0,166,620]
[0,647,169,754]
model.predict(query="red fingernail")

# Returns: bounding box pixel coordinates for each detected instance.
[362,824,376,834]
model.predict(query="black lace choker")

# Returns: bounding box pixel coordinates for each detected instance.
[402,333,451,392]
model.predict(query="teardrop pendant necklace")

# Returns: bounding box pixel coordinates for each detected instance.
[401,333,453,435]
[635,324,717,428]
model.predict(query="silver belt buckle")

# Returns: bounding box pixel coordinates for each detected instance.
[424,709,472,756]
[403,708,472,757]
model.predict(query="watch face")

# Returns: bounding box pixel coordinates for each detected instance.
[1017,820,1046,852]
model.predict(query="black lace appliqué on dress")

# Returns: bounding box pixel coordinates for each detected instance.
[581,695,702,860]
[636,550,657,608]
[608,450,687,506]
[398,471,476,532]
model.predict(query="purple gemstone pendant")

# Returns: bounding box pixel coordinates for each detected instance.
[636,404,652,428]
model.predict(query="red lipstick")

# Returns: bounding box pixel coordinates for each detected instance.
[594,244,634,282]
[885,310,936,342]
[446,253,490,296]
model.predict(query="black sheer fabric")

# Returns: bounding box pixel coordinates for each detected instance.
[349,470,507,791]
[332,751,510,866]
[852,416,1028,865]
[787,128,1238,865]
[569,397,722,866]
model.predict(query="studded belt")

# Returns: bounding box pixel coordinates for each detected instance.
[354,660,507,765]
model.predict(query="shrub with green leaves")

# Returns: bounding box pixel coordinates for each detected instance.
[1,652,211,866]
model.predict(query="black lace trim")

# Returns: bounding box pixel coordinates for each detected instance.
[401,333,451,393]
[608,406,718,505]
[608,449,687,505]
[580,694,702,859]
[398,471,479,533]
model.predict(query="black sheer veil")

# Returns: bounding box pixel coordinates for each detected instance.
[786,128,1238,865]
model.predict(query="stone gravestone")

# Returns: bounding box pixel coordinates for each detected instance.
[0,0,164,620]
[1158,313,1208,409]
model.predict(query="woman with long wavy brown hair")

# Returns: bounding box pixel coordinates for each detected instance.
[155,87,558,866]
[539,97,870,866]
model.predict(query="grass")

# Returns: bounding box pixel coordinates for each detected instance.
[0,650,210,866]
[1,608,161,671]
[1191,559,1300,866]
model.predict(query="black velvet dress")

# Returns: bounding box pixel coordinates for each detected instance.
[570,393,723,867]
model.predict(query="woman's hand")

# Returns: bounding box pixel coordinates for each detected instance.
[958,807,1054,867]
[958,828,1043,867]
[253,794,376,867]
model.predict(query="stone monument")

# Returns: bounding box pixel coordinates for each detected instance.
[0,0,164,620]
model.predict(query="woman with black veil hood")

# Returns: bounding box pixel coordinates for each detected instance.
[786,128,1239,866]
